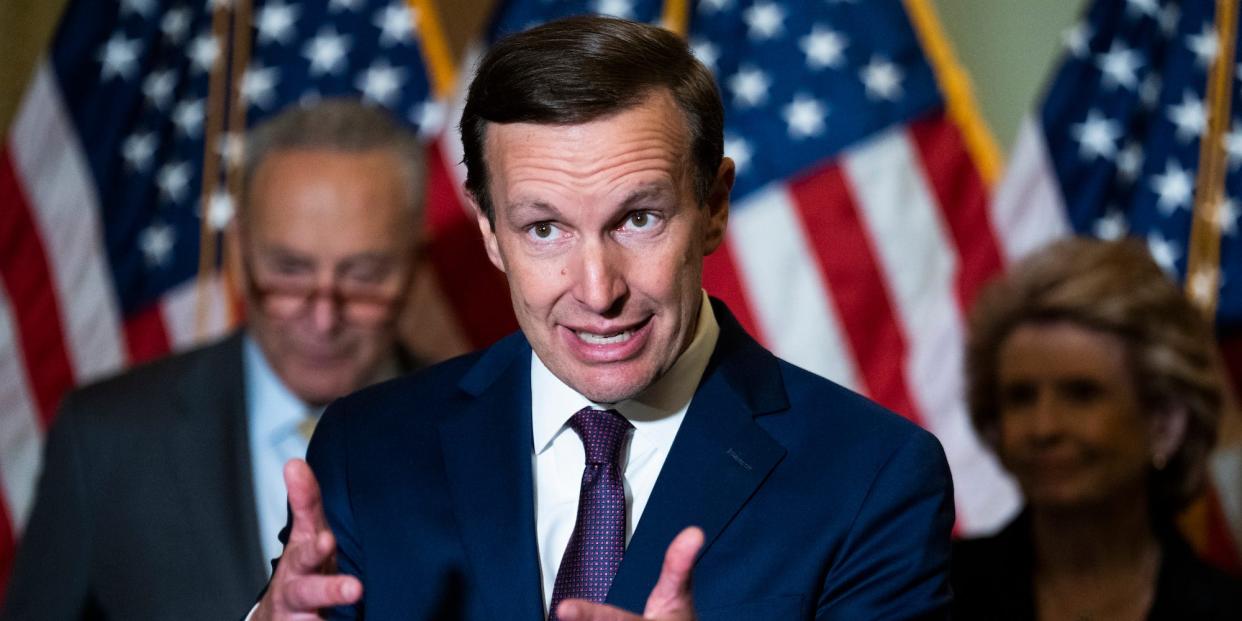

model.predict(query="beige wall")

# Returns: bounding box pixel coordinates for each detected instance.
[933,0,1088,150]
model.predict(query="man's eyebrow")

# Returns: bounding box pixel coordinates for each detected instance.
[619,185,674,208]
[505,199,561,220]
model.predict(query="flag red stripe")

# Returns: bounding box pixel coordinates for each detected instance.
[0,498,14,609]
[122,301,171,365]
[788,164,923,426]
[703,241,764,342]
[0,150,74,427]
[423,141,517,348]
[908,113,1005,308]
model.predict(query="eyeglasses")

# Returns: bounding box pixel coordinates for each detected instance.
[245,262,404,326]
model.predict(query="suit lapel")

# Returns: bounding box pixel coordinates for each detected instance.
[167,334,268,594]
[606,304,789,613]
[439,335,544,621]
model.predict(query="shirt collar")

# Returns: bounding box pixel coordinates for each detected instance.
[531,291,719,454]
[244,335,314,445]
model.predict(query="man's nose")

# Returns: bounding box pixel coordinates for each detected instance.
[573,240,628,315]
[307,281,343,335]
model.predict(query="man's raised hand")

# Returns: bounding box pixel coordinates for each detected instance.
[253,459,362,620]
[556,527,704,621]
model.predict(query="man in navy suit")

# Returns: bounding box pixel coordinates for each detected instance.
[253,15,953,621]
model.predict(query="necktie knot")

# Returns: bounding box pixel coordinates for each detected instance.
[568,407,632,466]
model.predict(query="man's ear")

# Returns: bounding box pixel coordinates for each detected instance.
[1149,404,1189,469]
[469,191,506,273]
[703,158,734,255]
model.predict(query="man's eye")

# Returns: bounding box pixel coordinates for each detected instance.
[621,211,660,231]
[528,222,563,241]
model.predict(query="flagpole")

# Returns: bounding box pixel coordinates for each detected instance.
[194,1,235,341]
[220,0,253,331]
[409,0,458,99]
[661,0,689,37]
[1186,0,1238,320]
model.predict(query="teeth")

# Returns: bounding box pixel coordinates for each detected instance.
[576,330,633,345]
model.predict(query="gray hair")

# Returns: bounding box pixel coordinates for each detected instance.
[242,98,426,221]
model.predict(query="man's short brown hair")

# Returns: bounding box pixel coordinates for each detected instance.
[459,15,724,225]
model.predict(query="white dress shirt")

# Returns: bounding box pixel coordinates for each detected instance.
[244,337,319,570]
[531,291,719,614]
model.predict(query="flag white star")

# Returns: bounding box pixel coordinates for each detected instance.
[800,26,847,70]
[98,34,142,81]
[728,66,770,108]
[304,27,352,76]
[1062,22,1091,58]
[1188,24,1218,68]
[1225,123,1242,169]
[329,0,364,12]
[1139,74,1162,108]
[861,56,903,101]
[1125,0,1159,19]
[376,2,417,46]
[203,189,235,231]
[257,0,300,46]
[122,132,157,171]
[744,2,785,41]
[1167,91,1206,142]
[357,60,407,107]
[594,0,634,19]
[242,62,280,109]
[1071,110,1121,160]
[157,161,192,203]
[120,0,156,18]
[1151,160,1193,214]
[1147,232,1180,276]
[188,32,220,73]
[1188,266,1218,306]
[1095,42,1142,90]
[217,132,246,171]
[724,134,753,174]
[140,222,176,267]
[690,39,720,72]
[1117,141,1144,182]
[1094,209,1127,239]
[161,7,192,43]
[1159,4,1180,35]
[410,100,445,138]
[173,99,205,137]
[1213,198,1238,235]
[142,69,177,110]
[698,0,731,13]
[783,94,827,139]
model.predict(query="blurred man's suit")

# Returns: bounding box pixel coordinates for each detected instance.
[4,334,267,620]
[307,301,955,620]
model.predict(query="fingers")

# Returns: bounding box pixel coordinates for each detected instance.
[556,600,643,621]
[286,529,337,575]
[282,574,364,611]
[285,459,329,539]
[642,526,704,617]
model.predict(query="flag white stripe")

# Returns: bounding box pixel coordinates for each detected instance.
[990,117,1070,262]
[0,287,45,535]
[728,184,860,390]
[843,128,1020,534]
[160,274,232,350]
[9,62,126,384]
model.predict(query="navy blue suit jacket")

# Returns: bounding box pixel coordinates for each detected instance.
[301,301,954,619]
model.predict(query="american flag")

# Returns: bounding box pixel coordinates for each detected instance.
[0,0,447,598]
[995,0,1242,566]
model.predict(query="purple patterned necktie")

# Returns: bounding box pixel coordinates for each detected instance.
[547,407,633,621]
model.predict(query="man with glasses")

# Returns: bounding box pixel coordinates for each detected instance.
[1,99,423,621]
